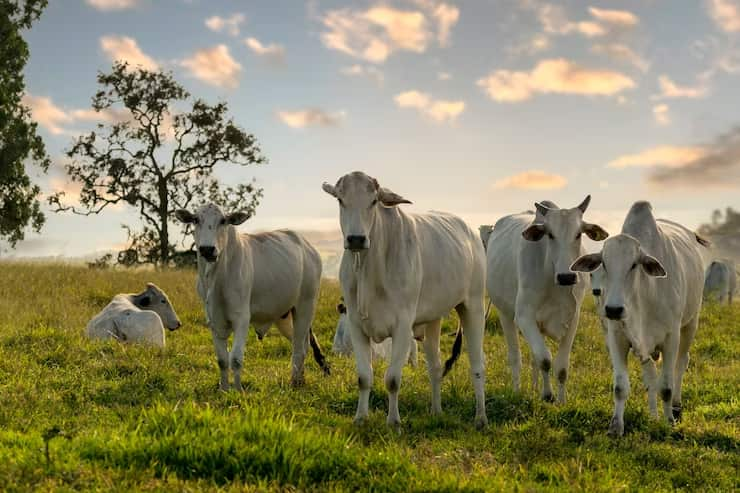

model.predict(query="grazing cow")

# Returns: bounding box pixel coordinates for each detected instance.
[571,201,709,436]
[333,302,418,366]
[322,171,488,428]
[484,196,609,403]
[703,259,737,305]
[175,204,329,391]
[86,283,181,347]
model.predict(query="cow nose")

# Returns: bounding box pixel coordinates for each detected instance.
[199,246,216,261]
[557,273,577,286]
[592,288,602,296]
[171,321,182,331]
[346,235,367,251]
[605,305,625,320]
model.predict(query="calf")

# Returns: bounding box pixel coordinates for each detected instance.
[176,204,329,391]
[572,201,709,436]
[703,259,737,305]
[86,283,181,347]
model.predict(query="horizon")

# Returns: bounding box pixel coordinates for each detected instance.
[7,0,740,260]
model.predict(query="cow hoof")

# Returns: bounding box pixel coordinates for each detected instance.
[353,415,368,426]
[218,382,230,392]
[321,364,332,377]
[607,416,624,437]
[290,377,305,388]
[475,415,488,430]
[672,405,682,422]
[232,383,244,392]
[386,417,402,431]
[542,392,555,403]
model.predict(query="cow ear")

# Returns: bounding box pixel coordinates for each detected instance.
[534,202,551,217]
[640,254,667,278]
[175,209,196,224]
[570,252,603,272]
[322,182,337,197]
[577,195,591,214]
[582,222,609,241]
[226,211,251,225]
[138,295,151,307]
[522,223,546,241]
[378,187,412,206]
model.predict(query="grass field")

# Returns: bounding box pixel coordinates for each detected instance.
[0,263,737,492]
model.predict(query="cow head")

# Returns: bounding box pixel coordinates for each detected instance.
[571,234,667,321]
[322,171,411,251]
[133,282,182,330]
[175,203,250,263]
[590,265,605,297]
[521,195,609,286]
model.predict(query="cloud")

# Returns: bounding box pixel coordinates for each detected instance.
[205,13,246,37]
[319,2,458,63]
[477,58,635,102]
[591,43,649,72]
[653,75,708,99]
[277,109,346,128]
[180,45,241,88]
[653,104,671,125]
[244,37,285,62]
[648,127,740,187]
[23,93,136,136]
[492,170,568,190]
[437,71,452,80]
[608,146,707,168]
[706,0,740,32]
[100,35,158,71]
[340,64,384,84]
[509,33,551,55]
[394,90,465,123]
[86,0,138,11]
[587,7,639,28]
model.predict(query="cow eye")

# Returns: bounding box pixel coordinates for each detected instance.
[370,199,378,207]
[576,232,582,240]
[338,198,345,208]
[161,299,166,304]
[630,263,637,271]
[219,218,226,225]
[193,218,199,225]
[548,232,554,240]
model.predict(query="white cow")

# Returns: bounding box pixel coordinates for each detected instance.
[175,204,329,391]
[484,196,609,403]
[333,301,418,366]
[703,259,737,305]
[571,201,709,436]
[323,171,488,428]
[86,283,181,347]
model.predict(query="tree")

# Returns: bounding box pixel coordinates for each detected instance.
[50,62,266,265]
[699,207,740,259]
[0,0,50,247]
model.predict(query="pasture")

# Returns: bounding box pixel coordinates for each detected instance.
[0,263,737,492]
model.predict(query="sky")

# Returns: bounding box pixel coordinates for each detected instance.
[8,0,740,259]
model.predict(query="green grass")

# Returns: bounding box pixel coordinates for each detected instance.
[0,263,737,492]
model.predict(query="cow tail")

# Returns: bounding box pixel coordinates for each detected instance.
[309,328,331,376]
[443,322,463,377]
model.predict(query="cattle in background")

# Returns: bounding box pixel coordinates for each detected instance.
[590,266,608,333]
[703,259,737,305]
[483,196,609,403]
[176,204,329,392]
[86,283,181,347]
[323,171,488,428]
[333,301,418,366]
[572,201,709,436]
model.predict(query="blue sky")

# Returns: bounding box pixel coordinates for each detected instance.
[10,0,740,258]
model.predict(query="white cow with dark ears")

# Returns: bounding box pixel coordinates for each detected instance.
[176,203,329,391]
[483,196,609,403]
[323,171,488,429]
[571,201,709,436]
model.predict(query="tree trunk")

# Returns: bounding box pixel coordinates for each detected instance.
[158,178,169,267]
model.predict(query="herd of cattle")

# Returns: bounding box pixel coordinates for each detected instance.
[85,171,737,436]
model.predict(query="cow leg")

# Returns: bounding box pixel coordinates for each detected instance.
[531,353,539,392]
[607,326,631,437]
[350,321,373,425]
[211,331,230,391]
[659,329,680,425]
[457,303,488,429]
[553,319,578,404]
[290,302,315,387]
[640,357,659,418]
[229,313,251,392]
[673,317,698,422]
[422,319,443,415]
[499,315,521,392]
[386,321,413,427]
[408,339,419,368]
[515,308,553,402]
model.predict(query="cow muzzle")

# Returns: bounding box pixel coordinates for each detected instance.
[604,305,625,320]
[169,321,182,331]
[556,273,577,286]
[198,246,218,262]
[345,235,368,251]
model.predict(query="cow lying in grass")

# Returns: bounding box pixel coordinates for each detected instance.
[86,283,181,347]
